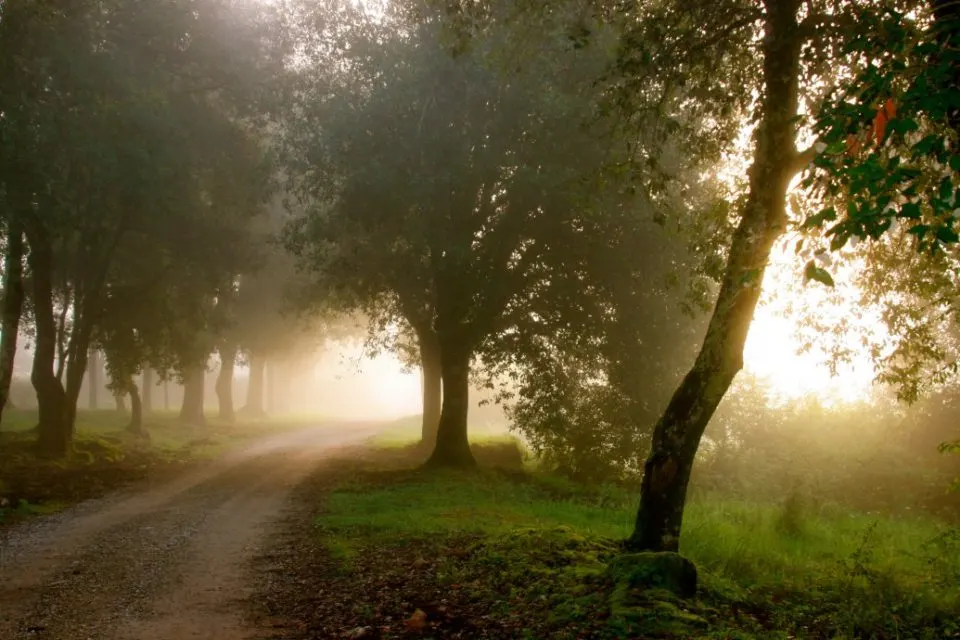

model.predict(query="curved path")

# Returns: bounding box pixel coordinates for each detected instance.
[0,424,376,639]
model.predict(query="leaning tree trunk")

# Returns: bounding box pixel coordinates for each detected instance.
[88,349,100,410]
[126,376,143,435]
[0,220,24,425]
[418,327,443,448]
[627,0,803,553]
[179,365,206,425]
[25,219,69,456]
[216,344,237,423]
[243,352,266,417]
[142,368,153,413]
[424,343,476,469]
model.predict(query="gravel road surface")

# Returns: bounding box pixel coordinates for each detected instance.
[0,424,377,640]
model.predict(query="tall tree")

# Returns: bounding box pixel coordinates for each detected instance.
[286,1,662,467]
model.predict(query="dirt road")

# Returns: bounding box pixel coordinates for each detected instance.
[0,424,377,640]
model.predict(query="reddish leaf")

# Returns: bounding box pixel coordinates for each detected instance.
[406,609,428,631]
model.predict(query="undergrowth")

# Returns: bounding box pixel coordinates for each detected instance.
[313,449,960,639]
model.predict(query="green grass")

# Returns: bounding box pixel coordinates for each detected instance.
[367,414,520,448]
[315,459,960,639]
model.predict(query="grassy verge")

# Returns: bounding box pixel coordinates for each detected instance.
[305,446,960,639]
[0,409,333,524]
[367,414,518,449]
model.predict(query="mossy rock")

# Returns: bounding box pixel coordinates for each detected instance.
[606,552,698,599]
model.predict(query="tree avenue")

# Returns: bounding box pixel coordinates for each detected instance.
[1,0,959,626]
[0,0,281,454]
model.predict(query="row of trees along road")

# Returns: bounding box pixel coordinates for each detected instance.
[4,0,960,585]
[0,0,335,455]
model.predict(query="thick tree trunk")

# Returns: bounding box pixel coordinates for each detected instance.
[142,368,153,413]
[126,377,143,434]
[0,221,24,425]
[216,344,237,423]
[88,349,100,410]
[627,0,803,553]
[243,352,266,417]
[179,365,206,425]
[418,328,442,448]
[424,345,475,468]
[25,220,70,456]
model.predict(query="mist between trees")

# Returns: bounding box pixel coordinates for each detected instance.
[2,0,960,619]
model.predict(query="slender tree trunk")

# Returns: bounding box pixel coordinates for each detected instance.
[626,0,803,553]
[88,349,100,410]
[63,323,93,440]
[265,359,275,414]
[179,365,206,425]
[0,220,24,425]
[126,376,143,434]
[418,328,442,448]
[113,391,126,412]
[243,352,266,417]
[142,368,153,413]
[424,344,475,468]
[216,344,237,423]
[163,379,170,411]
[25,220,69,456]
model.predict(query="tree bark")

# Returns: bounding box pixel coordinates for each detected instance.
[418,327,443,448]
[88,349,100,410]
[25,220,70,457]
[627,0,803,553]
[179,365,206,425]
[54,289,71,385]
[216,344,237,423]
[126,376,143,434]
[243,352,266,417]
[0,220,24,425]
[142,368,153,413]
[424,344,476,468]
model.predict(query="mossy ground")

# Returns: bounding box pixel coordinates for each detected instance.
[260,443,960,639]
